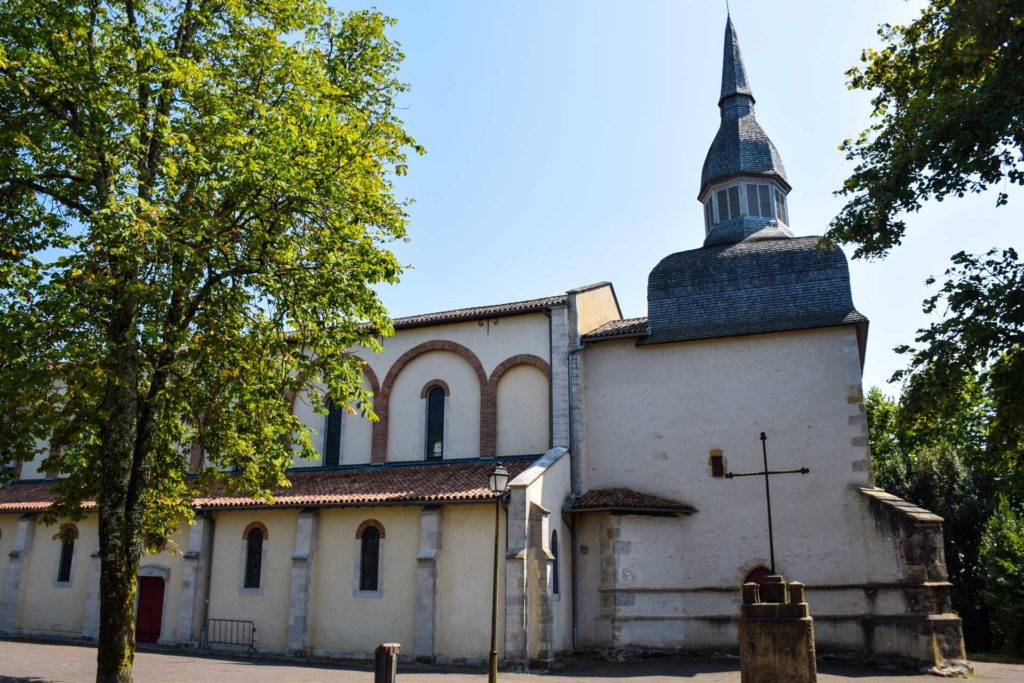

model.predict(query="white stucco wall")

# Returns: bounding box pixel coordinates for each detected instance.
[206,509,297,652]
[435,503,506,660]
[576,325,906,649]
[496,365,550,456]
[309,506,420,656]
[20,515,96,635]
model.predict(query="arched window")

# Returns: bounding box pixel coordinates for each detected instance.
[56,523,78,584]
[425,386,445,460]
[359,523,383,592]
[551,529,560,596]
[243,524,266,589]
[324,398,344,467]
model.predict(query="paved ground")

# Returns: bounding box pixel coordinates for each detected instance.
[1,640,1021,682]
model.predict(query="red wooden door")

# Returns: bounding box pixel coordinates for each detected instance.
[136,577,165,644]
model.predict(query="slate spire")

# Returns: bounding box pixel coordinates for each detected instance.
[698,16,792,246]
[719,16,754,107]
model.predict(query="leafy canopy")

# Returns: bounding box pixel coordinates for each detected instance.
[0,0,420,531]
[827,0,1023,258]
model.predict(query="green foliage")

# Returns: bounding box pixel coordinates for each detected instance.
[827,0,1024,258]
[0,0,418,521]
[865,386,995,649]
[0,1,420,676]
[980,498,1024,655]
[894,248,1024,498]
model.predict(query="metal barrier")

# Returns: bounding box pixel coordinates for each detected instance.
[201,618,257,652]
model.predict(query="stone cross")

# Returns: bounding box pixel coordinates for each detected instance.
[726,432,809,574]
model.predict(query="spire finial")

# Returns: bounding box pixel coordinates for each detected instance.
[720,15,754,107]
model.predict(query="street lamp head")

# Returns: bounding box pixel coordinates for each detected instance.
[488,463,510,495]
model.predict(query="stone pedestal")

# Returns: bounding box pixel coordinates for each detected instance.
[738,576,817,683]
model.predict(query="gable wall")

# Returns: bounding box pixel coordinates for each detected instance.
[580,326,896,586]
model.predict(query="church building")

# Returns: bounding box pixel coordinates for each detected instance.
[0,18,966,671]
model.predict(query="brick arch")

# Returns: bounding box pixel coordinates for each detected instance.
[242,521,269,540]
[483,354,552,457]
[355,519,386,539]
[420,379,451,398]
[372,340,488,463]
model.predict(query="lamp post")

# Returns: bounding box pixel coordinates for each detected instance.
[488,462,510,683]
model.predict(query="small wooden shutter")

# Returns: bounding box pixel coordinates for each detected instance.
[425,387,445,460]
[360,527,380,591]
[244,528,263,588]
[324,400,343,467]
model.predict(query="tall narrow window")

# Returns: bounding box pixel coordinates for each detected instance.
[324,399,343,467]
[244,527,263,589]
[704,199,714,228]
[551,529,560,596]
[425,386,445,460]
[360,526,381,591]
[56,524,78,584]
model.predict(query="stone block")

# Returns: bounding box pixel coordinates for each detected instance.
[738,576,817,683]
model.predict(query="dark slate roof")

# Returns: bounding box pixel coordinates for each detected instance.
[392,294,566,330]
[645,236,867,345]
[700,18,788,196]
[572,488,696,514]
[720,16,753,105]
[582,317,649,340]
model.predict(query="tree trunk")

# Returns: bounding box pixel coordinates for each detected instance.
[95,298,141,683]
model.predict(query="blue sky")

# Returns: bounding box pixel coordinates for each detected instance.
[337,0,1021,393]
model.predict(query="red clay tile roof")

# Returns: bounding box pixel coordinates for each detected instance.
[390,294,567,330]
[0,480,96,512]
[582,317,649,340]
[572,487,695,514]
[0,459,536,512]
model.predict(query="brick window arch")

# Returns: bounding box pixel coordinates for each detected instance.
[242,521,269,540]
[355,519,386,539]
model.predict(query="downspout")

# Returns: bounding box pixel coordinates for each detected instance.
[561,502,578,654]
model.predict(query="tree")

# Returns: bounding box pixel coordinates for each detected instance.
[0,1,420,680]
[980,496,1024,655]
[827,0,1023,258]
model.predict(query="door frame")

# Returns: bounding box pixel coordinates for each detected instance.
[136,565,170,644]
